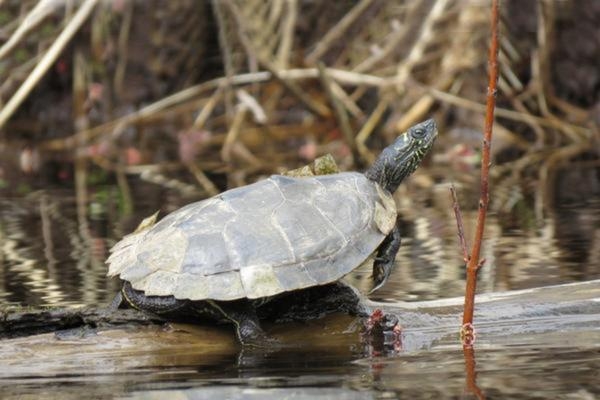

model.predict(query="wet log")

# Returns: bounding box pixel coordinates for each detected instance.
[0,280,598,386]
[0,283,597,400]
[0,306,164,339]
[1,279,599,343]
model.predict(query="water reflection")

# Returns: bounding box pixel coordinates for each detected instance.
[0,184,599,307]
[2,292,598,400]
[0,176,599,399]
[351,203,600,304]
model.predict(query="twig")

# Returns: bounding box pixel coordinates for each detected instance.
[257,1,281,57]
[450,184,469,263]
[139,170,200,197]
[395,0,451,92]
[116,165,133,215]
[426,87,589,138]
[264,60,331,118]
[305,0,374,64]
[394,85,443,134]
[221,106,248,163]
[352,3,420,73]
[0,0,64,61]
[223,0,330,118]
[355,96,390,164]
[462,0,500,330]
[276,0,297,69]
[317,63,356,159]
[0,0,99,129]
[329,81,365,119]
[113,0,134,99]
[186,162,220,197]
[395,2,488,133]
[236,89,267,124]
[211,0,235,118]
[39,68,386,151]
[193,86,224,129]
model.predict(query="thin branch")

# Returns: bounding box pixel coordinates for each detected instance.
[426,86,588,138]
[305,0,374,64]
[36,68,380,151]
[0,0,100,129]
[276,0,297,69]
[462,0,500,328]
[0,0,64,61]
[221,106,248,163]
[223,0,330,118]
[211,0,235,118]
[113,0,134,99]
[355,96,390,164]
[395,0,451,92]
[317,62,357,158]
[450,184,470,263]
[186,162,220,197]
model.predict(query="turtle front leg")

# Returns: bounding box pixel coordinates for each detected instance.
[371,217,401,293]
[208,300,277,347]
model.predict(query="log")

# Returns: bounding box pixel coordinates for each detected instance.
[1,279,599,341]
[0,306,164,339]
[0,279,598,380]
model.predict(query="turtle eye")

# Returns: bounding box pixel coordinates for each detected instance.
[411,128,426,138]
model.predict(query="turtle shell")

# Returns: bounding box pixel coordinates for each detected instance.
[107,172,397,301]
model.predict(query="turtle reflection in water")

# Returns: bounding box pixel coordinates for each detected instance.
[108,119,438,346]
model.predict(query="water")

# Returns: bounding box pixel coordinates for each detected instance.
[0,180,599,399]
[1,283,599,399]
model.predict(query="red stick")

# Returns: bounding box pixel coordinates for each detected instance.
[450,184,470,263]
[462,0,500,327]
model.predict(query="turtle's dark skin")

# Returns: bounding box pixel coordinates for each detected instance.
[108,119,437,346]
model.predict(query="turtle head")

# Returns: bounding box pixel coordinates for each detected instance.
[365,119,437,193]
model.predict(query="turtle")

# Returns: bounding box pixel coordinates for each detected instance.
[107,119,437,345]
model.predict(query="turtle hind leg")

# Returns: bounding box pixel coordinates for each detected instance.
[371,217,401,293]
[121,281,188,315]
[306,281,371,317]
[258,282,370,322]
[207,300,278,347]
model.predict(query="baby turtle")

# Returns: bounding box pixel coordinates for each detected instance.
[107,119,437,345]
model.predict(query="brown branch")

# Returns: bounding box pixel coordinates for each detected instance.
[222,0,330,118]
[304,0,374,64]
[462,0,500,328]
[0,0,100,129]
[450,184,470,263]
[317,62,358,160]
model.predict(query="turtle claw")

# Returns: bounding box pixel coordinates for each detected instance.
[370,258,394,294]
[363,309,403,354]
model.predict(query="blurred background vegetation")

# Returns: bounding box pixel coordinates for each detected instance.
[0,0,598,306]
